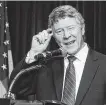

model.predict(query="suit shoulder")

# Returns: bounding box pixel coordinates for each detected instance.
[92,50,106,70]
[94,50,106,61]
[90,50,106,74]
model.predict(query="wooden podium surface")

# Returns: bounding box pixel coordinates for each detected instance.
[0,98,66,105]
[0,99,42,105]
[14,100,42,105]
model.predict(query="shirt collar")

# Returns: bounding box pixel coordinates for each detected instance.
[64,43,89,63]
[74,43,89,63]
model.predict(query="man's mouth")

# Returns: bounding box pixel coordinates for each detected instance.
[64,40,75,45]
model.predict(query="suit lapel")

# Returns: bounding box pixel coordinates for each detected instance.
[51,57,64,101]
[75,49,99,105]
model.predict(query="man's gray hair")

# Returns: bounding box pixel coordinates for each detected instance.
[48,5,85,28]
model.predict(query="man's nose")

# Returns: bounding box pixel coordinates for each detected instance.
[63,30,71,39]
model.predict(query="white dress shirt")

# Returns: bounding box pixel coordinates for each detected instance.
[61,43,89,100]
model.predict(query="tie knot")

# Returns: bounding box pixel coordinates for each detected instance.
[68,56,76,62]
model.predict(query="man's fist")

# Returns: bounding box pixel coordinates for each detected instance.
[30,28,53,54]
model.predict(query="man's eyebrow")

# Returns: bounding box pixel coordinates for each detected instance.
[55,28,63,31]
[67,25,76,28]
[55,25,77,31]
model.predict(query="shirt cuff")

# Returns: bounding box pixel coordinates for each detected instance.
[25,50,37,64]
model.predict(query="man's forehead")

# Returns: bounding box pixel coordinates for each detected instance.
[52,17,80,30]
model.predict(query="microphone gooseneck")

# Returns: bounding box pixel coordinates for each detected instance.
[6,65,42,100]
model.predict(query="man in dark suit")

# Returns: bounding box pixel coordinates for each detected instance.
[9,5,106,105]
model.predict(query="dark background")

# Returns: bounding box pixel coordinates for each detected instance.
[7,1,106,67]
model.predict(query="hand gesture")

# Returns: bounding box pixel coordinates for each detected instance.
[30,28,53,54]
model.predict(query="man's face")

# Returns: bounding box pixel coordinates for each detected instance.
[52,17,85,55]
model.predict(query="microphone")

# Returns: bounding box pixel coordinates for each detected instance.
[34,48,67,61]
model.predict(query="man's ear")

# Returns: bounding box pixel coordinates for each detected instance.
[82,24,85,36]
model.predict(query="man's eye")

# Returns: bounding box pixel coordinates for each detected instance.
[68,27,75,30]
[58,31,61,33]
[56,30,62,34]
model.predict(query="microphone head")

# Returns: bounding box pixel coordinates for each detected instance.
[34,48,67,61]
[46,48,67,58]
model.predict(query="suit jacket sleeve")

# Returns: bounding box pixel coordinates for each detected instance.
[9,55,40,99]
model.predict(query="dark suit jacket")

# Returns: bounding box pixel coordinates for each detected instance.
[9,48,106,105]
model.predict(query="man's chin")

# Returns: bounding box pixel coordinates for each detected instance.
[59,44,78,55]
[66,48,78,55]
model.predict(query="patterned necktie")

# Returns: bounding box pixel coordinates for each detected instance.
[62,56,76,105]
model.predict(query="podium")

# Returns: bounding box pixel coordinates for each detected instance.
[0,99,42,105]
[0,98,66,105]
[14,100,42,105]
[0,98,10,105]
